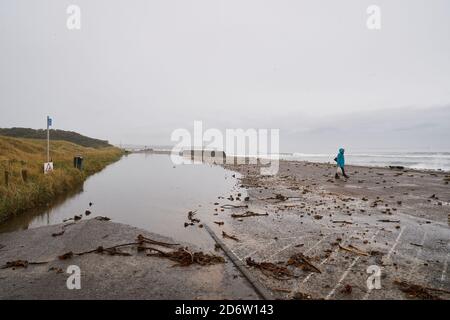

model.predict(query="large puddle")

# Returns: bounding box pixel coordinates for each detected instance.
[0,153,244,247]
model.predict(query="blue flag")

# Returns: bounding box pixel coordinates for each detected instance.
[47,116,52,127]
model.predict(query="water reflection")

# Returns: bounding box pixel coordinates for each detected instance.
[0,154,244,247]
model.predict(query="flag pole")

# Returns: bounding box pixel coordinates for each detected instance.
[47,116,50,163]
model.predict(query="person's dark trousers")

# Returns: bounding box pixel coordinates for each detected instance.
[342,167,349,178]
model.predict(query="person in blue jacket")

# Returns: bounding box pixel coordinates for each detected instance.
[334,148,349,179]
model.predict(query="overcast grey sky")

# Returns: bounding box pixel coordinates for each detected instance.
[1,0,449,152]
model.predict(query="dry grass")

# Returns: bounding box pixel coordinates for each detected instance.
[0,135,123,222]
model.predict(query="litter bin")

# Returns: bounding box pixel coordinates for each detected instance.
[73,156,83,170]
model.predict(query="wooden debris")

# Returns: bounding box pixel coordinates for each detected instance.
[3,234,187,270]
[213,221,224,226]
[410,243,423,247]
[273,288,291,293]
[231,211,268,218]
[222,231,239,241]
[389,166,405,170]
[338,244,369,256]
[95,216,111,221]
[56,237,171,259]
[147,247,225,267]
[287,253,321,273]
[136,234,178,247]
[48,267,63,273]
[95,246,131,256]
[281,204,298,208]
[275,193,288,201]
[341,284,352,294]
[1,260,28,269]
[58,251,74,260]
[52,230,65,237]
[378,219,400,223]
[332,220,353,224]
[394,280,443,300]
[292,291,313,300]
[246,257,294,280]
[220,204,249,209]
[1,260,48,269]
[187,210,200,223]
[263,194,303,202]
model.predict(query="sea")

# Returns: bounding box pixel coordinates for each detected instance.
[280,151,450,172]
[124,145,450,172]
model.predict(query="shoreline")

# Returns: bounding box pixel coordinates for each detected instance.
[143,149,450,173]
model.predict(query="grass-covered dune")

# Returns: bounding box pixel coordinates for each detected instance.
[0,135,123,222]
[0,128,111,148]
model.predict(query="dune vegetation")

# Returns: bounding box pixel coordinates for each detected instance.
[0,127,111,148]
[0,135,123,222]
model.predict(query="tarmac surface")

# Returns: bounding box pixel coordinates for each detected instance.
[0,218,259,299]
[216,160,450,299]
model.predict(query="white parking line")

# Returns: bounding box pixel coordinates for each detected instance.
[440,243,449,289]
[326,229,380,300]
[264,232,332,260]
[233,237,274,252]
[303,233,332,255]
[300,230,359,286]
[363,226,409,300]
[386,226,406,261]
[407,231,427,282]
[230,248,242,261]
[396,211,448,228]
[295,229,368,297]
[326,257,361,300]
[362,286,372,300]
[242,242,274,261]
[267,235,309,260]
[242,234,311,260]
